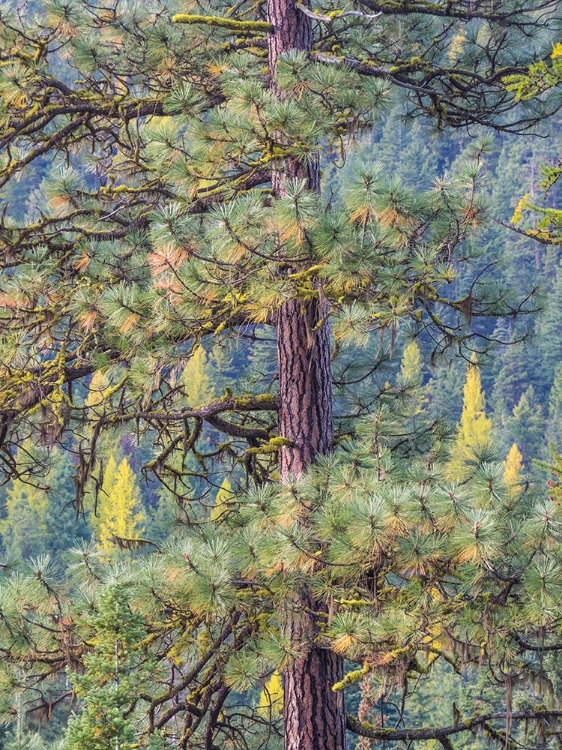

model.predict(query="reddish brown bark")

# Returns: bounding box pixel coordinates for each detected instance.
[284,627,346,750]
[276,301,345,749]
[267,0,346,747]
[276,297,332,477]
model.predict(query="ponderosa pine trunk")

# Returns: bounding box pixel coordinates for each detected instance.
[267,0,346,748]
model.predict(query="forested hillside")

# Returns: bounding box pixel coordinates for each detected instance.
[1,0,562,749]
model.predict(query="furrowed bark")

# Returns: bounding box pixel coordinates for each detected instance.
[277,297,332,476]
[267,0,346,747]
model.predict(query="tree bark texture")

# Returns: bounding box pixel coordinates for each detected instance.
[283,601,346,750]
[267,0,346,747]
[276,298,346,748]
[276,297,332,477]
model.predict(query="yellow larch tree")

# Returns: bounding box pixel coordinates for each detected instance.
[85,368,127,410]
[182,345,215,408]
[399,340,427,413]
[210,477,233,522]
[84,370,108,408]
[258,671,283,717]
[91,457,145,555]
[447,356,493,480]
[504,443,524,493]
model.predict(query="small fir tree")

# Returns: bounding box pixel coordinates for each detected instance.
[64,586,150,750]
[508,386,545,468]
[546,362,562,451]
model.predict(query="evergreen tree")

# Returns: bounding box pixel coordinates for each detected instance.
[425,357,466,424]
[506,386,546,468]
[64,585,155,750]
[491,337,534,417]
[0,1,559,749]
[0,476,48,561]
[546,362,562,451]
[536,264,562,396]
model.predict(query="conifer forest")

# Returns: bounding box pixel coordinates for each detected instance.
[3,1,562,749]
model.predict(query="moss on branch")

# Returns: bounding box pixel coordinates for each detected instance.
[172,14,273,32]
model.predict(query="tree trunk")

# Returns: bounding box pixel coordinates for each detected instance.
[267,0,346,747]
[276,297,332,476]
[281,584,346,750]
[276,295,345,749]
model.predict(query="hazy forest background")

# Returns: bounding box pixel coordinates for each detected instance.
[1,0,562,749]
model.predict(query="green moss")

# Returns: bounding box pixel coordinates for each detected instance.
[333,663,369,692]
[268,437,293,447]
[172,14,273,32]
[246,437,293,454]
[232,393,277,409]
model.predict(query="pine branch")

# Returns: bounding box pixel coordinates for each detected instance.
[355,0,558,23]
[206,414,271,440]
[295,4,381,23]
[107,393,279,425]
[347,709,562,742]
[172,14,273,32]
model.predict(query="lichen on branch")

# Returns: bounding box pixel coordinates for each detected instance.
[172,14,273,32]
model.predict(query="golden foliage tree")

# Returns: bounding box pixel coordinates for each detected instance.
[210,477,233,522]
[505,443,524,492]
[448,357,493,480]
[84,370,108,409]
[182,346,215,409]
[91,457,145,555]
[258,671,283,717]
[399,341,427,413]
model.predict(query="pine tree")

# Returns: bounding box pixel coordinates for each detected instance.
[448,357,493,480]
[0,1,560,749]
[507,386,545,468]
